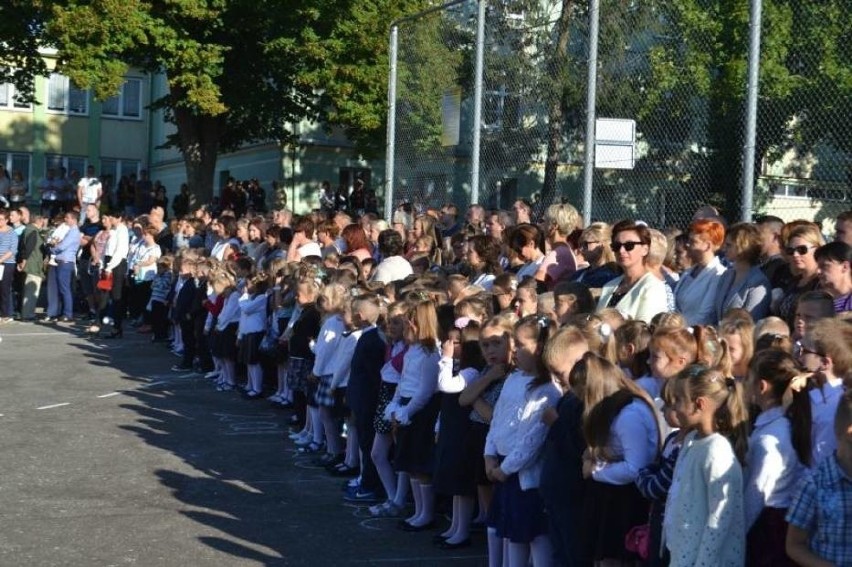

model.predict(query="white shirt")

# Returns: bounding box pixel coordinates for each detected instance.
[237,292,267,337]
[380,341,406,385]
[330,328,365,389]
[471,273,495,291]
[665,431,745,567]
[105,223,130,272]
[674,255,728,325]
[312,314,346,376]
[78,176,102,203]
[128,242,161,281]
[743,406,806,530]
[437,356,482,394]
[592,399,660,485]
[484,370,560,490]
[298,241,322,259]
[810,376,844,467]
[371,255,413,284]
[387,344,440,425]
[515,256,544,281]
[215,292,241,330]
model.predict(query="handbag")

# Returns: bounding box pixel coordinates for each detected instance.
[96,271,114,291]
[625,524,650,560]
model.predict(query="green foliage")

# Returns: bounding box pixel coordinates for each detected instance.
[0,1,51,103]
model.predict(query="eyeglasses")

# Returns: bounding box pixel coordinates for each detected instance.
[611,241,644,252]
[794,341,824,358]
[785,245,816,256]
[580,241,599,249]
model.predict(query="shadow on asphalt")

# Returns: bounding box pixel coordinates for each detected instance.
[45,322,488,566]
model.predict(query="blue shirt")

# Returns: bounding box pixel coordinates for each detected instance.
[54,224,82,263]
[786,452,852,566]
[0,228,18,263]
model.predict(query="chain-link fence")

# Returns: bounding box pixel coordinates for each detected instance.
[387,0,851,230]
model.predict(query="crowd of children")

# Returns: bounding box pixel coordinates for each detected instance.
[4,196,852,566]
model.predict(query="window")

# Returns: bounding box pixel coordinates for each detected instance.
[45,154,88,180]
[100,158,140,183]
[0,152,32,196]
[102,78,142,119]
[47,73,88,115]
[0,81,33,110]
[483,86,521,131]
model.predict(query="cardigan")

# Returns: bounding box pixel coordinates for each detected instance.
[712,265,772,323]
[664,431,745,567]
[674,255,728,325]
[596,271,670,323]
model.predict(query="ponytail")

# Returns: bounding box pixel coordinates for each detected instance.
[517,315,556,390]
[748,349,813,466]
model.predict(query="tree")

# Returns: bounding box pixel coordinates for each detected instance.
[48,0,429,204]
[0,0,50,103]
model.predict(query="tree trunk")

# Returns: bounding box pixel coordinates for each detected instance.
[171,91,224,206]
[542,0,573,208]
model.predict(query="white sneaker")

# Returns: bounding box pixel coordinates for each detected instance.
[267,394,283,403]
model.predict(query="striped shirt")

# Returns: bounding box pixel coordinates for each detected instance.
[0,228,20,263]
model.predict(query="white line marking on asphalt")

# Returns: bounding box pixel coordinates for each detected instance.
[97,392,121,398]
[141,381,168,388]
[36,403,70,410]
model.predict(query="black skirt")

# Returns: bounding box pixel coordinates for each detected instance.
[432,392,474,496]
[393,395,440,475]
[209,323,238,359]
[463,421,491,486]
[746,507,796,567]
[237,331,264,365]
[582,480,649,562]
[373,381,396,435]
[486,471,548,544]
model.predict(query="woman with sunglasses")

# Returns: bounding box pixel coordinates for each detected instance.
[774,223,823,326]
[568,222,619,289]
[596,220,668,323]
[674,218,728,325]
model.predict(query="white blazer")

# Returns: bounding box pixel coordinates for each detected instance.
[597,271,669,323]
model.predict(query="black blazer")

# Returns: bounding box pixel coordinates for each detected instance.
[347,327,386,412]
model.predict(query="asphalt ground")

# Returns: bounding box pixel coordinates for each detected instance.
[0,321,487,566]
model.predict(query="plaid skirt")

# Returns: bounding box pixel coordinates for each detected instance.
[373,381,397,435]
[286,357,312,393]
[314,374,335,407]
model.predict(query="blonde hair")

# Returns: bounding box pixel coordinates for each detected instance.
[543,325,589,371]
[581,222,616,265]
[545,203,582,237]
[318,282,348,315]
[649,311,686,332]
[407,298,440,351]
[809,318,852,377]
[677,366,750,464]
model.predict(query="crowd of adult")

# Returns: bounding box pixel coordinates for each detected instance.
[1,179,851,567]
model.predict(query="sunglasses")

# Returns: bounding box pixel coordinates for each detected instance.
[580,241,600,249]
[794,341,823,358]
[611,241,644,252]
[785,245,815,256]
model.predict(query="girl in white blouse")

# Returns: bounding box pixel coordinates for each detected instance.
[743,350,809,567]
[384,299,442,531]
[665,367,749,567]
[484,316,560,567]
[579,353,661,565]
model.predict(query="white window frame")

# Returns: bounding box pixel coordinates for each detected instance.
[101,78,143,120]
[46,73,89,116]
[0,81,33,111]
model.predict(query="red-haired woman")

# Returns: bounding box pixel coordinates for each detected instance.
[341,224,373,263]
[674,218,728,325]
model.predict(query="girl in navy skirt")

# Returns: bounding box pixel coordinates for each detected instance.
[743,350,810,567]
[459,315,516,531]
[579,353,661,565]
[237,273,270,398]
[369,301,410,517]
[384,298,441,531]
[433,320,485,549]
[208,270,239,391]
[283,273,322,439]
[310,283,348,457]
[484,315,560,567]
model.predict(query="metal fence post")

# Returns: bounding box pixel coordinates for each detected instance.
[581,0,600,225]
[385,25,399,222]
[470,0,486,207]
[740,0,762,222]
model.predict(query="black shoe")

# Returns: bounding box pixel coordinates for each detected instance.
[397,520,436,532]
[329,463,359,477]
[58,316,74,324]
[42,317,58,323]
[438,538,471,550]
